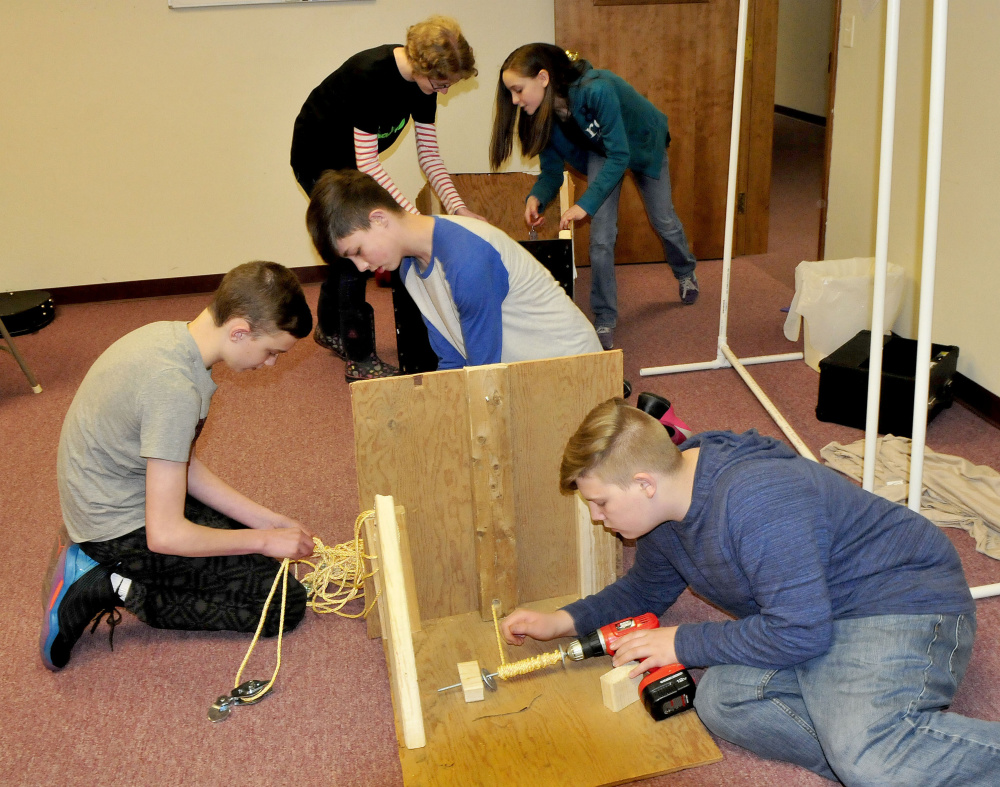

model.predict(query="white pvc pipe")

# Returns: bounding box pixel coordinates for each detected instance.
[640,359,729,377]
[720,344,818,462]
[908,0,949,512]
[639,352,802,377]
[716,0,749,354]
[971,583,1000,600]
[862,0,902,492]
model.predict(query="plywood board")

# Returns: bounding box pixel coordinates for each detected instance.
[353,353,623,623]
[400,596,722,786]
[507,352,623,603]
[416,173,565,242]
[353,372,479,621]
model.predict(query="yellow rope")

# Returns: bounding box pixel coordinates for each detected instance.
[297,511,379,618]
[234,556,289,694]
[496,650,565,680]
[491,599,565,682]
[230,510,378,697]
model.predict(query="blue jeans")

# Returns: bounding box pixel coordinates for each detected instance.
[587,149,697,328]
[694,614,1000,785]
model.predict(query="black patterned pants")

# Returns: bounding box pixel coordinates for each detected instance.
[79,496,307,636]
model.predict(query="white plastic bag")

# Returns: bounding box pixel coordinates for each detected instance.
[783,257,904,371]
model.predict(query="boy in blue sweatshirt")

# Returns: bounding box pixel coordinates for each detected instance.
[501,398,998,785]
[306,170,601,369]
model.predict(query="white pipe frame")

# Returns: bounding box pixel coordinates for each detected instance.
[643,0,996,600]
[639,0,812,459]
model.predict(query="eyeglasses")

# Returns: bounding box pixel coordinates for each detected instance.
[428,78,453,92]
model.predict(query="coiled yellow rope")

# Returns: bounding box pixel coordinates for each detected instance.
[230,510,378,695]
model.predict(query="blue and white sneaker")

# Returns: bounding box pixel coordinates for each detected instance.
[41,542,119,670]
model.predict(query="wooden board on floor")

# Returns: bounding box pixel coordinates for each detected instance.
[400,596,722,786]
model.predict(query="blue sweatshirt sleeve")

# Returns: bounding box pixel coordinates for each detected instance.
[437,228,511,366]
[528,146,568,211]
[673,475,835,669]
[562,530,688,637]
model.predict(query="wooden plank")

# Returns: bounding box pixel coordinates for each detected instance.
[373,495,425,750]
[352,372,479,621]
[465,365,518,619]
[400,596,721,785]
[507,351,624,603]
[363,505,422,639]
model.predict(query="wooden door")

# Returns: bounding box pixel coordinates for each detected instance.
[555,0,777,263]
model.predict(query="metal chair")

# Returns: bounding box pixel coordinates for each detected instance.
[0,291,46,394]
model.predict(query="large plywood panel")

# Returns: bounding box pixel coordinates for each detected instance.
[400,596,721,785]
[352,371,479,621]
[508,351,624,603]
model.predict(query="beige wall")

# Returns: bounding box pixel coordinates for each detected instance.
[0,2,551,291]
[825,0,999,394]
[775,0,833,117]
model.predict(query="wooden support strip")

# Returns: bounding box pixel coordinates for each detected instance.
[362,506,422,638]
[576,495,618,598]
[465,364,518,620]
[373,495,425,750]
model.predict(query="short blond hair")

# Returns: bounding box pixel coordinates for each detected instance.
[560,398,682,493]
[405,15,477,81]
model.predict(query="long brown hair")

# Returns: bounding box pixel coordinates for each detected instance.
[489,43,583,170]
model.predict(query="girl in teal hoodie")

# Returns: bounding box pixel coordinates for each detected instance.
[490,43,699,349]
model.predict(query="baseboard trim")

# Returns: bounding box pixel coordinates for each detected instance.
[775,104,827,127]
[953,373,1000,430]
[45,266,327,305]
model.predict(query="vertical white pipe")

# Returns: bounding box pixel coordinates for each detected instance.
[862,0,902,491]
[717,0,750,353]
[908,0,949,511]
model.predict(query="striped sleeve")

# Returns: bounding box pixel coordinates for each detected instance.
[354,128,419,215]
[414,122,466,214]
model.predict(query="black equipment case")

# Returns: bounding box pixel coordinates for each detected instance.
[816,330,959,437]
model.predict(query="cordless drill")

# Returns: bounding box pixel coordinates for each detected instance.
[565,614,696,721]
[565,613,660,661]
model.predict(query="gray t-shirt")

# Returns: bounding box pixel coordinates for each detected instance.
[57,321,217,542]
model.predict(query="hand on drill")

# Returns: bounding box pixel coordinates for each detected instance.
[612,626,680,679]
[500,608,576,646]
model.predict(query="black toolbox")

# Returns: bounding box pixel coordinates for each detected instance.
[816,330,958,437]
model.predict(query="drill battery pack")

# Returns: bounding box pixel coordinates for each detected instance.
[639,664,696,721]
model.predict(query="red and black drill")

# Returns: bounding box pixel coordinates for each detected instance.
[566,613,696,721]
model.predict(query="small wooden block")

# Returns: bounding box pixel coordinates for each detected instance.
[458,660,484,703]
[601,662,642,712]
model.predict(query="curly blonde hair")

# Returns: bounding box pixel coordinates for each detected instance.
[405,15,477,81]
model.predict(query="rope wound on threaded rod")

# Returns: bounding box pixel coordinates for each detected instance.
[491,599,566,681]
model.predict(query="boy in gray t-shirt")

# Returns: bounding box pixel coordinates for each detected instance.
[42,261,315,670]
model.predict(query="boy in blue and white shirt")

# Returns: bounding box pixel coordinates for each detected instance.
[306,170,602,368]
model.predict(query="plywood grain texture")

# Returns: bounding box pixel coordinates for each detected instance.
[466,365,518,617]
[507,353,623,603]
[399,597,721,785]
[352,353,623,622]
[353,372,480,622]
[416,173,565,241]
